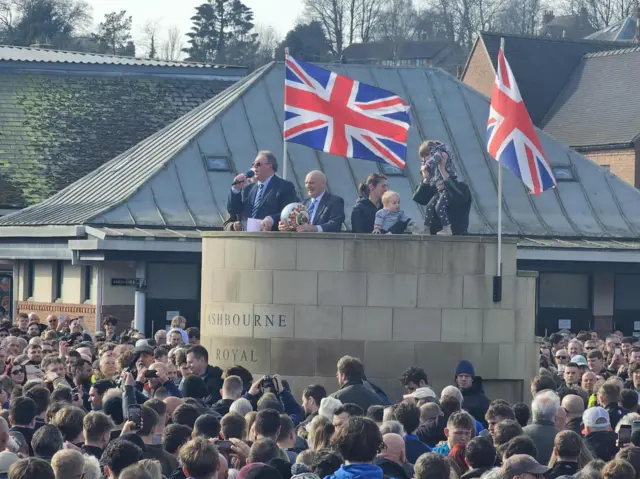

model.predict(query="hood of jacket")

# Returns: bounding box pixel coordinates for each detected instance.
[456,376,485,396]
[373,458,411,479]
[330,464,384,479]
[585,430,619,461]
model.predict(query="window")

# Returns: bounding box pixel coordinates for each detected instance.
[552,166,575,181]
[378,163,404,176]
[27,261,35,299]
[539,273,589,309]
[83,266,93,302]
[204,156,231,172]
[54,261,64,301]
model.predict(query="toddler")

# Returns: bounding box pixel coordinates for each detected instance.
[373,191,417,234]
[420,140,458,235]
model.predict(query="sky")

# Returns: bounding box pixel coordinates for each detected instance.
[86,0,305,56]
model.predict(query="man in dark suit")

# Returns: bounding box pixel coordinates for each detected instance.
[227,151,299,231]
[279,170,345,232]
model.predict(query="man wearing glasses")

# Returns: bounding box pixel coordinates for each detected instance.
[228,151,299,232]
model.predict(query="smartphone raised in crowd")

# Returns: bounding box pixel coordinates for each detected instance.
[128,404,142,429]
[620,424,632,446]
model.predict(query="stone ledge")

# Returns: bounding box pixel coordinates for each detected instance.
[202,231,520,244]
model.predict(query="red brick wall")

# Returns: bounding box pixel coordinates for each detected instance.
[18,301,97,331]
[461,43,494,98]
[17,302,134,333]
[584,147,637,187]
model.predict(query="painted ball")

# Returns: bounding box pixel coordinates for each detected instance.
[281,203,310,230]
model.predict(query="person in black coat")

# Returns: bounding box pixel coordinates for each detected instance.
[351,173,388,233]
[330,356,382,413]
[454,361,490,428]
[412,150,471,235]
[227,151,299,231]
[279,170,345,233]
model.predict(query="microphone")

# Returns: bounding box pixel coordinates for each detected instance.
[232,170,255,186]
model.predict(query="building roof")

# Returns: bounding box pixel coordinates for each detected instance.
[3,61,640,240]
[542,47,640,148]
[540,14,597,39]
[0,44,238,69]
[586,15,639,42]
[474,32,627,125]
[342,40,453,61]
[0,50,244,209]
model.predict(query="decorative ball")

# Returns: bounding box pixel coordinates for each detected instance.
[281,203,310,230]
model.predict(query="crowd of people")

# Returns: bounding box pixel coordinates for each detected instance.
[225,142,472,236]
[0,311,637,479]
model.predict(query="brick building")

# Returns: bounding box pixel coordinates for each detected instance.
[1,61,640,338]
[461,33,640,186]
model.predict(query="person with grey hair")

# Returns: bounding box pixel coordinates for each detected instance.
[380,420,405,436]
[522,390,561,465]
[318,397,342,420]
[228,150,299,232]
[229,398,253,417]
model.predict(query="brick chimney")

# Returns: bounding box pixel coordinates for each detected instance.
[543,10,555,25]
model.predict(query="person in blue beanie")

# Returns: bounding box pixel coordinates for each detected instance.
[326,416,385,479]
[454,360,490,428]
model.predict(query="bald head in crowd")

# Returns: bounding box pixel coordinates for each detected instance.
[562,395,585,420]
[164,397,183,417]
[379,433,406,464]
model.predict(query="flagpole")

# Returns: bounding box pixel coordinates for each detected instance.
[493,38,504,303]
[283,47,289,181]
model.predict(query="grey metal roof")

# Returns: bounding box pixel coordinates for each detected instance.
[0,44,239,69]
[3,61,640,240]
[542,47,640,147]
[585,16,637,42]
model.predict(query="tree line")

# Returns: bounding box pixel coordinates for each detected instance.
[0,0,632,67]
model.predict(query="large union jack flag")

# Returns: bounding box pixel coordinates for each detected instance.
[487,47,557,195]
[284,56,411,169]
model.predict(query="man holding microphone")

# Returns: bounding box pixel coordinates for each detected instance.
[227,151,299,231]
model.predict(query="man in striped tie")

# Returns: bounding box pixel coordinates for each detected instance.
[279,170,345,233]
[227,151,299,232]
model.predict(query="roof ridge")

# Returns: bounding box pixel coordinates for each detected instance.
[584,45,640,57]
[0,43,241,69]
[480,30,631,47]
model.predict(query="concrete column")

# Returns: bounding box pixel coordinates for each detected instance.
[134,262,147,333]
[95,264,104,331]
[12,261,19,318]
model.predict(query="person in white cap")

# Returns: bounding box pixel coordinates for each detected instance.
[582,406,618,461]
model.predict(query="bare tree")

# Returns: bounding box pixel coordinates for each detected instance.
[160,24,183,61]
[304,0,347,55]
[140,18,160,59]
[254,23,280,66]
[358,0,382,41]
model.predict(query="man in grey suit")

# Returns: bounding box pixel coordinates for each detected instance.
[279,170,345,233]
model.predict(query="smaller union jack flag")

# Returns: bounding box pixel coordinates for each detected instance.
[284,56,411,169]
[487,46,557,195]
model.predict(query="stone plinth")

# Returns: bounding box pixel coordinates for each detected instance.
[200,232,537,404]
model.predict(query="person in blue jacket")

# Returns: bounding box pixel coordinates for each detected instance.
[327,416,386,479]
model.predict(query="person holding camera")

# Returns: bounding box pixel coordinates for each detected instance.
[245,375,303,425]
[134,363,182,399]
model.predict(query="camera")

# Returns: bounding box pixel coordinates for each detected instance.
[260,375,276,394]
[144,370,158,379]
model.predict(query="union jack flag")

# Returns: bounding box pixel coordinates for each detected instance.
[487,46,557,195]
[284,56,411,169]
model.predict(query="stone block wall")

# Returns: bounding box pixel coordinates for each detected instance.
[201,232,537,404]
